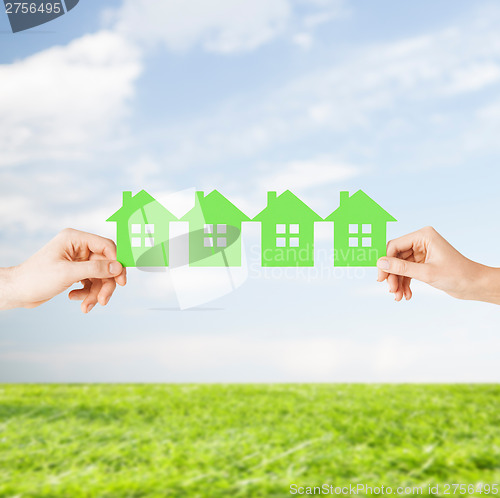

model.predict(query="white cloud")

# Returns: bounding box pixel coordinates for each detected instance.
[112,0,345,54]
[292,32,314,50]
[259,157,360,191]
[0,30,142,167]
[114,0,291,54]
[303,10,339,28]
[443,62,500,95]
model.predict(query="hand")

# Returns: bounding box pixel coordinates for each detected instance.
[1,228,126,313]
[376,226,500,304]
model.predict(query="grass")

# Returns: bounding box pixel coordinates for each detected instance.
[0,384,499,497]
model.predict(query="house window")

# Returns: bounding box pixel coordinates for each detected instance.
[348,224,372,248]
[204,224,227,249]
[275,224,300,247]
[131,223,154,248]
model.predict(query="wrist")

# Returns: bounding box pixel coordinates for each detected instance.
[468,264,500,305]
[0,266,23,310]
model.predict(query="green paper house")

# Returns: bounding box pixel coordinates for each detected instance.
[325,190,396,267]
[180,190,250,267]
[106,190,177,267]
[253,191,321,267]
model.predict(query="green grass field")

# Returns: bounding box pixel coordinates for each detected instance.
[0,385,499,497]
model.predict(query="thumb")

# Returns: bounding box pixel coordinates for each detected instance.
[377,257,431,282]
[64,260,123,283]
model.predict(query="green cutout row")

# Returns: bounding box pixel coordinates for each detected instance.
[107,190,396,268]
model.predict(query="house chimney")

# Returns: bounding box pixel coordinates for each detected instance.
[267,191,277,206]
[123,191,132,205]
[340,191,349,206]
[195,191,204,206]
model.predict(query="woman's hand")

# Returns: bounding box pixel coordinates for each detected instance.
[377,226,500,304]
[0,228,126,313]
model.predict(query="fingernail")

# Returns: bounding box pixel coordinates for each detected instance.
[87,304,95,313]
[377,258,390,270]
[109,262,122,275]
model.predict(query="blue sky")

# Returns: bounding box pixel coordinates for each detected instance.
[1,0,500,382]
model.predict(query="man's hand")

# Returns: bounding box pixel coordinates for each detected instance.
[377,226,500,304]
[1,228,126,313]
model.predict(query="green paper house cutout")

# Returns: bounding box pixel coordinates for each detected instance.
[253,191,321,267]
[107,190,177,267]
[325,190,396,267]
[180,190,250,267]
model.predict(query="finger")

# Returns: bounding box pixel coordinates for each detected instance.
[61,228,117,260]
[115,267,127,287]
[81,280,102,313]
[69,279,92,301]
[403,277,412,300]
[388,273,399,293]
[378,249,413,283]
[377,267,388,282]
[386,231,422,258]
[395,276,404,301]
[88,252,126,287]
[69,289,90,301]
[398,249,413,260]
[98,278,116,306]
[64,260,123,284]
[377,257,432,282]
[402,253,416,300]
